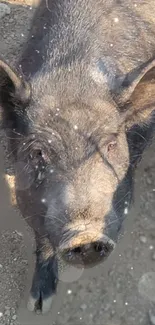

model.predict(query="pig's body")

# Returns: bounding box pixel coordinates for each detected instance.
[1,0,155,314]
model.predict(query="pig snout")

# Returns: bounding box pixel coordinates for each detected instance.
[59,232,115,268]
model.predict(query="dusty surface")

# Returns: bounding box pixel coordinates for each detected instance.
[0,1,155,325]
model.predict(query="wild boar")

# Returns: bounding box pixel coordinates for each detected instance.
[0,0,155,314]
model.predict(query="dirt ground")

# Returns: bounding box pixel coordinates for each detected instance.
[0,1,155,325]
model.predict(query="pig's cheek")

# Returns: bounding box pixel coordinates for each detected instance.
[14,161,36,190]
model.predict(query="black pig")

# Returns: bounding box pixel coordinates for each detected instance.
[0,0,155,314]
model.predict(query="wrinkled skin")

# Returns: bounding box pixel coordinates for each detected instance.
[0,0,155,314]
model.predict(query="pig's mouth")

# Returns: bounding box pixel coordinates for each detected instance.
[59,234,116,268]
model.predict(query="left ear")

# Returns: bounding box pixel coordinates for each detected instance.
[115,58,155,129]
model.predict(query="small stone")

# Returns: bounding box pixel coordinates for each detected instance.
[138,272,155,302]
[0,312,3,317]
[0,3,11,19]
[5,310,10,316]
[149,309,155,325]
[12,315,17,320]
[15,230,23,237]
[0,264,3,268]
[116,281,121,290]
[140,235,147,244]
[110,309,116,316]
[80,304,87,310]
[147,177,152,185]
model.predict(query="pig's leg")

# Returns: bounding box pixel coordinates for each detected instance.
[27,235,58,314]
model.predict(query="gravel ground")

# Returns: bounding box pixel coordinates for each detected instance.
[0,2,155,325]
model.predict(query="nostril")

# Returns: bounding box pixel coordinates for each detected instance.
[94,241,112,255]
[73,246,82,253]
[94,242,103,252]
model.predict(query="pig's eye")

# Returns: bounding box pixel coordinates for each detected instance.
[29,148,48,186]
[104,135,118,160]
[29,146,49,162]
[107,140,117,153]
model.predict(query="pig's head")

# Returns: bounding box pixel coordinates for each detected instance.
[0,58,155,268]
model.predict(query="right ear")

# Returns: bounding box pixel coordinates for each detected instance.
[0,59,31,121]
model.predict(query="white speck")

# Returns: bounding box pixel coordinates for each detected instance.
[48,139,52,144]
[23,142,26,146]
[110,43,113,47]
[14,258,17,261]
[44,26,47,29]
[29,6,32,9]
[19,64,22,68]
[113,299,116,303]
[125,201,128,205]
[75,147,78,150]
[56,108,60,111]
[114,17,119,23]
[74,125,78,130]
[67,289,72,295]
[131,231,133,234]
[119,254,122,257]
[124,207,128,214]
[149,245,154,250]
[36,50,40,53]
[50,169,54,173]
[35,165,38,169]
[58,311,60,314]
[31,35,34,38]
[52,132,55,135]
[125,302,128,306]
[0,264,3,268]
[41,198,46,203]
[130,266,134,270]
[80,317,82,320]
[55,113,59,116]
[21,33,24,37]
[0,312,3,317]
[153,189,155,191]
[134,3,137,7]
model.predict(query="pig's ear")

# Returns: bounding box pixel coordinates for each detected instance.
[115,58,155,128]
[0,60,31,109]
